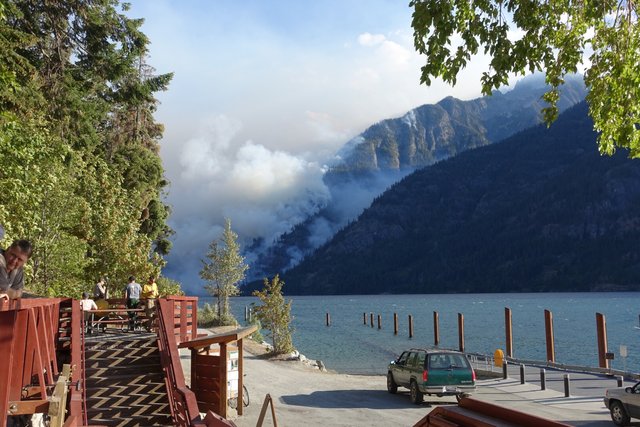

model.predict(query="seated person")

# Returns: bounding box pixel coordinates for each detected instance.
[80,292,98,333]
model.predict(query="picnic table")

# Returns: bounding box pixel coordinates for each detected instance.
[85,299,148,331]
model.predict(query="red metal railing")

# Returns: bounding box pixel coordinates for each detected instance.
[0,298,81,426]
[157,298,204,426]
[165,296,199,343]
[413,396,572,427]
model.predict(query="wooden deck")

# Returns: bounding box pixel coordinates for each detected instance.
[0,297,237,427]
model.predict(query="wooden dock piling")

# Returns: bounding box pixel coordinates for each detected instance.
[505,307,513,357]
[458,313,465,352]
[596,312,608,369]
[544,309,555,362]
[408,315,414,338]
[393,313,398,335]
[433,311,439,346]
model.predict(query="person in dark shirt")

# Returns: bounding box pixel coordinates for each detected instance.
[0,240,33,300]
[125,275,142,331]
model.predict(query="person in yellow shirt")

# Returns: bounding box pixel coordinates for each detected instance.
[141,275,159,331]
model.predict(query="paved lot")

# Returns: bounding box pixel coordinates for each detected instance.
[181,334,634,426]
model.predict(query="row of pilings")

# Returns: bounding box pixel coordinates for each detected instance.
[323,308,614,369]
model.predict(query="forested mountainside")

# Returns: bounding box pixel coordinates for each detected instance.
[247,75,587,281]
[251,102,640,295]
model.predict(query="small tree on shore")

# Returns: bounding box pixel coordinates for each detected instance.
[252,274,294,354]
[200,218,247,325]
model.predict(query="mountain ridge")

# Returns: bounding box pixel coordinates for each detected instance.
[247,75,587,281]
[252,102,640,295]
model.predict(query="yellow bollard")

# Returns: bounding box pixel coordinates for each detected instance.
[494,349,504,367]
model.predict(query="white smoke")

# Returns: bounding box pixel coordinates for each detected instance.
[262,167,413,274]
[163,114,330,292]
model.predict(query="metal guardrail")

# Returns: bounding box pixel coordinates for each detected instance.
[465,350,640,380]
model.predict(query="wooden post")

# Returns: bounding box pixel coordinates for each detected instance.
[433,311,440,346]
[48,364,71,427]
[544,309,555,362]
[219,342,228,418]
[238,339,244,416]
[370,312,374,328]
[255,394,279,427]
[393,313,398,335]
[408,315,414,338]
[458,313,465,352]
[326,313,330,326]
[505,307,513,358]
[596,312,609,369]
[377,314,381,329]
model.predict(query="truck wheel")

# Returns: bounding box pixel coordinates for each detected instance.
[409,380,423,404]
[610,401,631,426]
[387,372,398,394]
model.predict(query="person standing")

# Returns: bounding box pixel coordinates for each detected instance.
[124,276,142,331]
[0,240,33,300]
[94,277,107,300]
[141,275,159,331]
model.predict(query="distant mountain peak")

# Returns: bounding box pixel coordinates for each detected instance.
[245,74,587,283]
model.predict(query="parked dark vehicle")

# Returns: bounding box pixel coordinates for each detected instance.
[604,380,640,426]
[387,348,476,404]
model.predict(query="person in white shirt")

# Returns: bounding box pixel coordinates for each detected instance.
[80,292,98,333]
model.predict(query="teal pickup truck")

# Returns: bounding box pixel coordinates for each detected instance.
[387,348,476,404]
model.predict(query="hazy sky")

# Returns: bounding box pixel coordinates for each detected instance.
[125,1,491,292]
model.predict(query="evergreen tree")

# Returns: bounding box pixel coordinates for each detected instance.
[0,0,174,296]
[252,275,294,355]
[200,219,248,325]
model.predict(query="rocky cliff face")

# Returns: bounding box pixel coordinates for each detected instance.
[332,73,586,174]
[246,75,587,282]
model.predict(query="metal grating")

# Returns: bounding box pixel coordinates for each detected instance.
[84,333,173,426]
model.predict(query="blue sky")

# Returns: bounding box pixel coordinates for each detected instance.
[125,1,491,292]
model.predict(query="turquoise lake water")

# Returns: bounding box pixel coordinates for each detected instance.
[200,292,640,375]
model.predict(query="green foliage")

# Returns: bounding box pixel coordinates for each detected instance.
[198,303,218,328]
[200,219,248,324]
[156,276,184,297]
[410,0,640,156]
[248,314,264,344]
[252,275,294,355]
[0,0,173,297]
[197,302,239,328]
